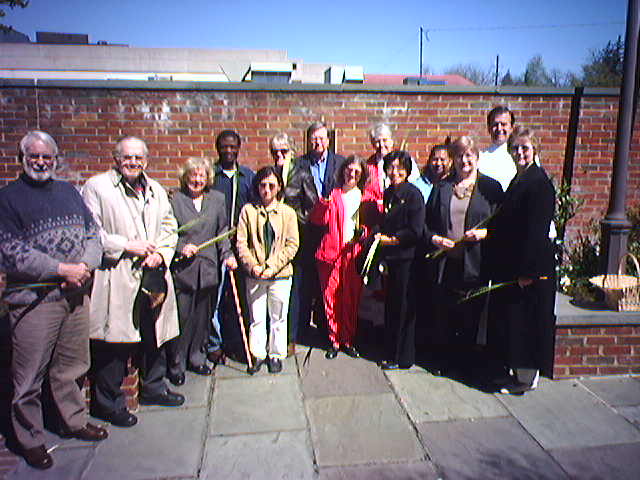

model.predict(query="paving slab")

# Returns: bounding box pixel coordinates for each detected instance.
[201,430,315,480]
[84,407,207,479]
[297,347,391,398]
[387,370,508,422]
[616,405,640,428]
[306,393,423,467]
[318,461,440,480]
[498,379,640,449]
[417,417,568,480]
[215,356,297,379]
[210,375,306,435]
[580,376,640,407]
[549,442,640,480]
[7,446,94,480]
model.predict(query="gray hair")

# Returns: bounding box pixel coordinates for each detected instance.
[178,157,214,190]
[114,136,149,157]
[369,123,393,141]
[270,132,295,152]
[18,130,59,160]
[306,121,328,139]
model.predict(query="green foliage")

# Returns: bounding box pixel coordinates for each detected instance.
[0,0,29,33]
[581,37,624,87]
[558,230,601,302]
[555,180,584,241]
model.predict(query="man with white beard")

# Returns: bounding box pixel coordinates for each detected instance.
[0,131,107,470]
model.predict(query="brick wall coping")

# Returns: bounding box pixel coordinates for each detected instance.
[0,78,620,97]
[556,293,640,326]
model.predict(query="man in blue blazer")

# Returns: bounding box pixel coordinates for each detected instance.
[288,122,345,348]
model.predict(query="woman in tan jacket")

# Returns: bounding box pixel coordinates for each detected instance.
[236,166,299,374]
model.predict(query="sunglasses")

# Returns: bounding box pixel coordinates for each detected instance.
[270,149,289,156]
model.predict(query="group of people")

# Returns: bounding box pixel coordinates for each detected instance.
[0,105,557,471]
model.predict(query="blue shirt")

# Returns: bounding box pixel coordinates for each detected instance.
[212,163,255,227]
[411,174,434,204]
[309,152,328,198]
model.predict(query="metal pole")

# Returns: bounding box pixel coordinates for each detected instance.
[600,0,639,274]
[420,27,423,78]
[495,55,499,86]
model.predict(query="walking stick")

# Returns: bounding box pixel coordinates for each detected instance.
[229,270,253,369]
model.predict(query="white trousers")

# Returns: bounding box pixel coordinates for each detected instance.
[246,277,292,360]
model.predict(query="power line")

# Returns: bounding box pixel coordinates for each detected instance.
[425,21,624,34]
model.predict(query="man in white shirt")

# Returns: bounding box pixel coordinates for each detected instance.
[478,106,517,192]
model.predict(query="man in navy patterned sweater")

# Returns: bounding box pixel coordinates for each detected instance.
[0,131,108,470]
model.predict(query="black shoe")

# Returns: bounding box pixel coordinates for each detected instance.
[167,371,186,386]
[499,381,534,395]
[268,357,283,374]
[380,361,399,370]
[139,390,185,407]
[247,358,266,375]
[342,345,360,358]
[64,423,109,442]
[23,445,53,470]
[188,364,212,376]
[325,347,339,359]
[92,409,138,428]
[207,350,226,366]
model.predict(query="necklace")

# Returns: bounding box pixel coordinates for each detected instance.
[453,180,474,199]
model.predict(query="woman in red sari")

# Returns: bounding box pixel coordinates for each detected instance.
[309,156,369,359]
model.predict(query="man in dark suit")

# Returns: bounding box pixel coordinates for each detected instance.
[288,122,345,347]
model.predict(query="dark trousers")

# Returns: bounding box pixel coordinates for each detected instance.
[90,294,168,415]
[167,286,217,375]
[288,256,324,345]
[384,259,417,367]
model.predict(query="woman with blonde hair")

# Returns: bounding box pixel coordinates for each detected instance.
[167,157,236,385]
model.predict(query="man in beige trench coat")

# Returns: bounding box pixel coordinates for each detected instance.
[82,136,184,427]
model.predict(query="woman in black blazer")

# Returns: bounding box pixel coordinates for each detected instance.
[376,151,425,370]
[167,157,236,385]
[487,127,556,395]
[424,136,503,374]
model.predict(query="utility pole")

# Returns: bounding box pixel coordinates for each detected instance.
[419,26,423,78]
[495,55,500,86]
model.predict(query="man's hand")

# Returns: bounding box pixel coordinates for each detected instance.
[225,256,238,271]
[181,244,199,258]
[141,252,164,268]
[58,262,91,289]
[375,233,398,246]
[251,265,263,278]
[432,235,455,249]
[125,240,156,257]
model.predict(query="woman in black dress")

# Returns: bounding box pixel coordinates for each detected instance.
[487,127,556,395]
[376,151,425,370]
[424,136,503,375]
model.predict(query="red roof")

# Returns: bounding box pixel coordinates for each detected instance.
[364,73,474,86]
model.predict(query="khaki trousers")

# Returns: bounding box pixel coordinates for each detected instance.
[10,294,89,449]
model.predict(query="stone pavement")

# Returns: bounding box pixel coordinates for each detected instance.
[3,348,640,480]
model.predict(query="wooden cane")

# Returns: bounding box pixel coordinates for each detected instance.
[229,271,252,369]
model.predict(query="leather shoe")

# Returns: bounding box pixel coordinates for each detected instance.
[207,350,226,366]
[66,423,108,442]
[268,357,283,373]
[499,381,534,395]
[380,361,399,370]
[139,390,185,407]
[23,445,53,470]
[167,371,185,386]
[247,358,266,375]
[93,409,138,427]
[342,345,360,358]
[325,347,338,359]
[188,364,212,376]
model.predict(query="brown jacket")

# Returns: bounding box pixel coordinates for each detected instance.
[236,199,299,278]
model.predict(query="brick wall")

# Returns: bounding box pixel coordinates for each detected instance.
[1,82,638,244]
[554,325,640,378]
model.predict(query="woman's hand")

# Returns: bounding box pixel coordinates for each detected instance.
[375,233,398,246]
[431,235,455,250]
[517,277,534,288]
[181,244,199,258]
[261,267,274,279]
[251,265,263,278]
[463,228,487,242]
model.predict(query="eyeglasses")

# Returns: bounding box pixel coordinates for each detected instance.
[510,145,532,153]
[259,182,279,190]
[27,153,55,161]
[270,149,289,156]
[119,154,146,161]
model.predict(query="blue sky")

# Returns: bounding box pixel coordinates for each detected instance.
[3,0,628,77]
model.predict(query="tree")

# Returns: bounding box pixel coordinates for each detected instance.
[501,70,514,86]
[522,55,552,86]
[581,37,624,87]
[0,0,28,33]
[444,63,494,85]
